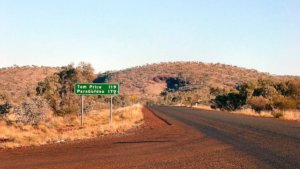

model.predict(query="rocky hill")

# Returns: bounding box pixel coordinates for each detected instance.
[1,62,299,106]
[95,62,281,101]
[0,66,59,105]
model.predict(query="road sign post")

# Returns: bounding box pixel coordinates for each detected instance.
[110,95,112,125]
[81,95,84,128]
[74,83,119,127]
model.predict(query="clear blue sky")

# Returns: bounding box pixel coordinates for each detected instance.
[0,0,299,75]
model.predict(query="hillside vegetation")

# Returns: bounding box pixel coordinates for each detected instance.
[0,66,59,105]
[0,62,299,125]
[96,62,285,103]
[96,62,300,120]
[0,64,144,148]
[0,104,143,148]
[0,61,299,149]
[211,79,300,118]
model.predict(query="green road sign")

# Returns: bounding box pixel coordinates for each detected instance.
[74,83,119,95]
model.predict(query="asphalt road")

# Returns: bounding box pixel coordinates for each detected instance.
[150,106,300,169]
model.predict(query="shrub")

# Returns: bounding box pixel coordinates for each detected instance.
[253,86,278,98]
[36,62,95,116]
[213,92,247,111]
[212,79,299,112]
[274,82,289,96]
[273,96,298,110]
[0,94,11,115]
[0,103,11,115]
[210,87,227,96]
[286,80,300,99]
[166,77,189,92]
[248,96,271,112]
[14,97,48,125]
[272,111,283,118]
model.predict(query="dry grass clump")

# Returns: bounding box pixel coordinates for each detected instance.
[282,111,300,121]
[232,109,300,121]
[0,104,143,149]
[232,109,273,118]
[192,104,213,110]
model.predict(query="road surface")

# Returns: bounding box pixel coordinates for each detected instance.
[150,106,300,169]
[0,106,299,169]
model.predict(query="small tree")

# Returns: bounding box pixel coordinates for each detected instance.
[36,62,96,116]
[0,94,11,115]
[213,92,247,111]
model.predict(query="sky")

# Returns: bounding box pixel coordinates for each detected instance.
[0,0,299,75]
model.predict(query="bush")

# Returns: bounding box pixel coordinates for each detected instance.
[210,87,227,96]
[212,79,299,112]
[0,94,11,115]
[213,92,247,111]
[272,111,283,118]
[15,97,48,125]
[248,96,271,112]
[0,103,11,115]
[286,80,300,99]
[273,96,298,110]
[253,86,278,98]
[166,77,189,92]
[36,62,96,116]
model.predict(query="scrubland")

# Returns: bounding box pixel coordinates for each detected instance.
[1,62,299,150]
[193,105,300,121]
[0,104,143,148]
[233,109,300,121]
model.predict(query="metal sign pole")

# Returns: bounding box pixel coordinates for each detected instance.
[81,95,84,128]
[110,95,113,125]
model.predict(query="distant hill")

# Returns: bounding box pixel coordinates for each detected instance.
[0,66,59,105]
[1,62,299,105]
[95,61,297,102]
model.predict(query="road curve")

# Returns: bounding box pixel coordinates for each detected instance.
[1,106,299,169]
[150,106,300,169]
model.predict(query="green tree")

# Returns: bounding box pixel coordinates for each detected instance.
[213,91,247,111]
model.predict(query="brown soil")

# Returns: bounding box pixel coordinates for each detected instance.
[0,107,269,169]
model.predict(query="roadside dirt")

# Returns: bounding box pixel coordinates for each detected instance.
[0,107,270,169]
